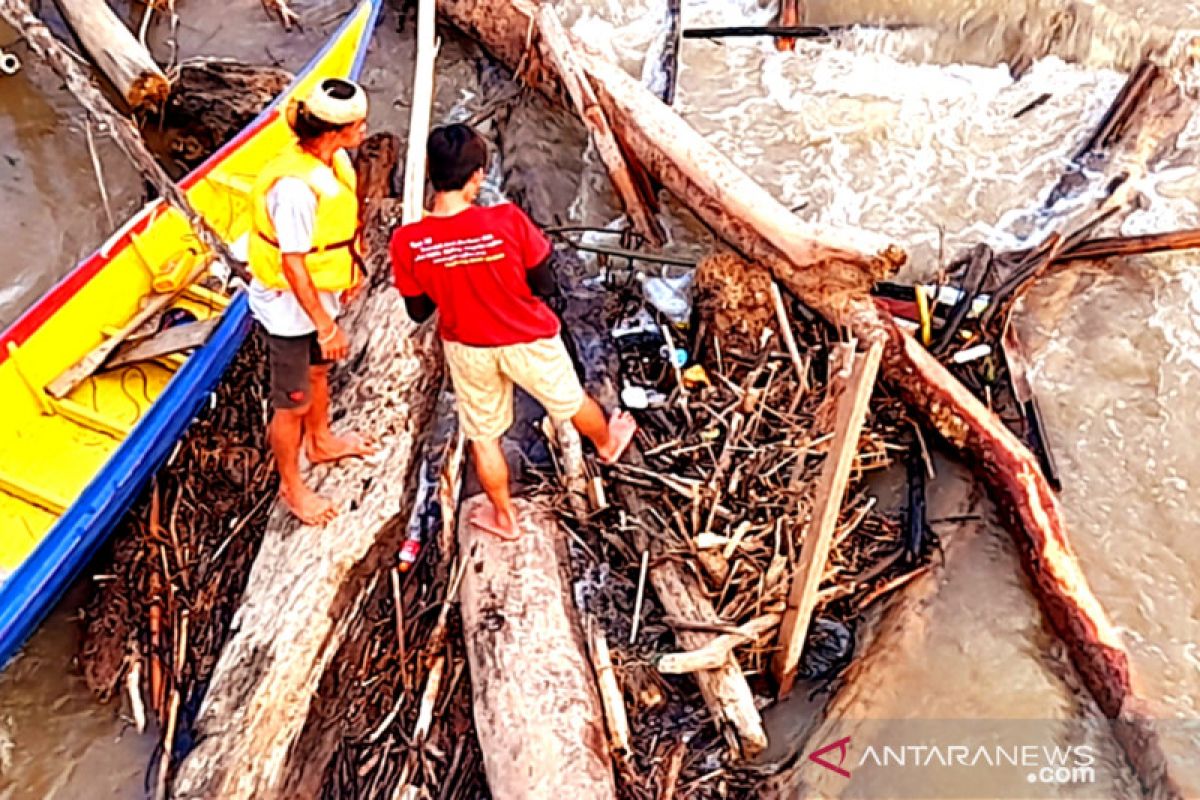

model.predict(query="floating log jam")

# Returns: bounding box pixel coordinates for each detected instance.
[458,495,617,799]
[52,0,169,109]
[171,155,448,799]
[435,1,1191,794]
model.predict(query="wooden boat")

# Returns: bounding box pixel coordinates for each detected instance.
[0,0,382,666]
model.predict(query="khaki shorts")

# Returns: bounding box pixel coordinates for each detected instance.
[443,336,586,441]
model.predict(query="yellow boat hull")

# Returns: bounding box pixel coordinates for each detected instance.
[0,0,381,663]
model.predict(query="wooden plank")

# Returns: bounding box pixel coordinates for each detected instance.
[402,0,438,225]
[536,4,665,247]
[773,339,882,697]
[108,318,220,369]
[45,257,212,399]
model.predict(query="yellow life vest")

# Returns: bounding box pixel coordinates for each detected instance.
[248,144,361,292]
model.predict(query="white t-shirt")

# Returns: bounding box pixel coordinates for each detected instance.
[248,177,343,337]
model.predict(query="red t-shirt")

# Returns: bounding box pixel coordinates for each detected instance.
[389,203,559,346]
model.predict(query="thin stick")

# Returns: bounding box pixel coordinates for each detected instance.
[586,615,631,755]
[630,549,649,644]
[85,117,116,230]
[769,281,807,390]
[412,655,445,742]
[126,649,146,733]
[391,567,407,670]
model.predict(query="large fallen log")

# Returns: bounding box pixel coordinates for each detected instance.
[171,166,447,798]
[52,0,169,109]
[436,1,1188,794]
[458,494,617,799]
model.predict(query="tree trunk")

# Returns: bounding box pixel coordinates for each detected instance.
[435,1,1187,794]
[52,0,169,109]
[171,166,447,796]
[458,494,617,799]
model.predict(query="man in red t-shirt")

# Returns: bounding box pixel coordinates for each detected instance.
[391,124,637,540]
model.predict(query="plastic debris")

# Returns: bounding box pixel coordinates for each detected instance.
[799,617,855,680]
[638,271,694,324]
[682,364,710,388]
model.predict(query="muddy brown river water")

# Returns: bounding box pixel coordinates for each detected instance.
[2,0,1199,796]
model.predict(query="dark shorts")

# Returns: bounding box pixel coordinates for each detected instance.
[265,329,331,410]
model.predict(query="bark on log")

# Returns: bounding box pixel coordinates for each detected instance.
[457,494,616,800]
[171,161,447,798]
[53,0,169,109]
[435,2,1187,794]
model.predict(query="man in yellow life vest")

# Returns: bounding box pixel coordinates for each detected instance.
[247,78,377,525]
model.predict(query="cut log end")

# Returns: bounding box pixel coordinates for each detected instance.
[129,73,171,110]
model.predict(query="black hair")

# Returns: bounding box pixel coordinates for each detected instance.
[290,79,360,143]
[427,124,488,192]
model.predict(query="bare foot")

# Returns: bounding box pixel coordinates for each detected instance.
[280,483,338,526]
[597,410,638,465]
[469,503,521,541]
[305,431,378,464]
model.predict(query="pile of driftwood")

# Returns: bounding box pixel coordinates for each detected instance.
[540,249,932,799]
[79,331,276,799]
[14,0,1200,796]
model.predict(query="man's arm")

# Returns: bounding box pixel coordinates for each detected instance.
[526,256,557,299]
[282,253,336,332]
[403,293,436,323]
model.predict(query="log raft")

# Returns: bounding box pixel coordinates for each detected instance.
[435,1,1188,794]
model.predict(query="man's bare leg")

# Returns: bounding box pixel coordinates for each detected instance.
[468,438,521,540]
[270,404,338,525]
[303,365,377,463]
[571,396,638,464]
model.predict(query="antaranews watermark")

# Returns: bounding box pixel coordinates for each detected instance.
[795,718,1156,798]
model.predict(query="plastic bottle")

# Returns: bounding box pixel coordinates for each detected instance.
[398,535,421,573]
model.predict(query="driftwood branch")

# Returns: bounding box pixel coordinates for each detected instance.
[535,3,665,246]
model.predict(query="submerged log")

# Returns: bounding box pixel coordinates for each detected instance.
[436,1,1187,794]
[171,153,447,799]
[458,495,617,799]
[53,0,169,109]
